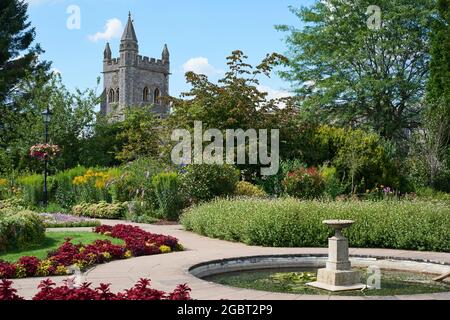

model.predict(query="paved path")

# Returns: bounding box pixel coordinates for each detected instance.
[10,220,450,300]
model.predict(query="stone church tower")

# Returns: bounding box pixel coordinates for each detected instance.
[101,13,170,120]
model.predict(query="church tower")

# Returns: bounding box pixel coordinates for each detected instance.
[101,12,170,120]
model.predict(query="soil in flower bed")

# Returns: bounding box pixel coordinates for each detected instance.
[0,225,182,279]
[0,232,124,263]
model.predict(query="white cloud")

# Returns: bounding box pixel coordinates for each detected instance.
[182,57,222,77]
[88,18,123,42]
[257,85,291,100]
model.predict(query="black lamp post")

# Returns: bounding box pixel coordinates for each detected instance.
[41,107,52,206]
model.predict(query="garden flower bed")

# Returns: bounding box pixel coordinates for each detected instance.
[0,224,182,279]
[0,278,191,300]
[39,213,101,228]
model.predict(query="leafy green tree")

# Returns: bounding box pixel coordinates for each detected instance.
[0,0,50,172]
[410,0,450,191]
[116,105,165,162]
[1,74,100,173]
[0,0,50,105]
[168,50,300,176]
[278,0,435,142]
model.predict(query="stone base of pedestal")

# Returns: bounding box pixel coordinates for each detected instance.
[306,268,366,292]
[306,281,366,292]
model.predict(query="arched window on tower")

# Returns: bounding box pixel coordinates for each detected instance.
[143,87,149,102]
[116,88,119,102]
[109,89,115,103]
[154,88,160,104]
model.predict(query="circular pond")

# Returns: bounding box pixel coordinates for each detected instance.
[189,255,450,297]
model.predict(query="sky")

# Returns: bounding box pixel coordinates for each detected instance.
[25,0,314,99]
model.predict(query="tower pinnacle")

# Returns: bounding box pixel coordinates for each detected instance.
[120,12,138,52]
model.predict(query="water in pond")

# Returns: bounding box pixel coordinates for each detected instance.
[203,268,450,296]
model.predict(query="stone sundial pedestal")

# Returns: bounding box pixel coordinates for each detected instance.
[307,220,366,292]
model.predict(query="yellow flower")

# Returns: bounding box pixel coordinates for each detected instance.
[102,252,112,260]
[159,245,172,254]
[55,265,68,275]
[124,250,133,258]
[0,178,7,186]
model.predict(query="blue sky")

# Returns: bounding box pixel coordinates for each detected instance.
[25,0,314,98]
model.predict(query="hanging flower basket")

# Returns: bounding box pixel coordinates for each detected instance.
[29,143,61,161]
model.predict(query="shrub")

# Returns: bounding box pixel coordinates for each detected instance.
[152,172,182,221]
[0,198,26,211]
[180,164,240,203]
[72,202,127,219]
[234,181,267,198]
[256,159,306,196]
[0,210,45,251]
[283,167,325,199]
[181,198,450,252]
[51,166,87,208]
[18,174,43,206]
[110,158,163,219]
[72,169,114,204]
[320,165,347,199]
[0,278,191,300]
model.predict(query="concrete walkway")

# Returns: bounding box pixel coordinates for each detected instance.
[10,220,450,300]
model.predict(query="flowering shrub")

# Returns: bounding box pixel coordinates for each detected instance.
[29,144,60,161]
[72,170,115,203]
[95,224,180,257]
[0,224,182,279]
[283,167,326,199]
[0,210,45,251]
[0,278,191,300]
[72,202,127,219]
[234,181,267,198]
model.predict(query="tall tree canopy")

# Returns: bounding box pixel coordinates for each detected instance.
[0,0,50,104]
[278,0,436,142]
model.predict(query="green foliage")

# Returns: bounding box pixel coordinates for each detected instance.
[18,174,43,206]
[256,159,306,196]
[110,157,163,220]
[0,0,50,111]
[50,166,87,208]
[234,181,267,198]
[152,172,182,221]
[278,0,435,141]
[320,165,347,199]
[180,164,240,203]
[0,210,45,251]
[182,198,450,252]
[116,106,164,162]
[315,125,399,193]
[283,167,325,199]
[72,202,128,219]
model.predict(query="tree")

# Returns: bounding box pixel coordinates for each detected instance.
[0,73,100,173]
[0,0,50,172]
[168,50,300,176]
[116,105,165,162]
[278,0,435,142]
[412,0,450,191]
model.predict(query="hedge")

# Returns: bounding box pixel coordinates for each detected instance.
[0,210,45,251]
[181,198,450,252]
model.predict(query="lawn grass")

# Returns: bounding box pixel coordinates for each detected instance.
[0,231,124,263]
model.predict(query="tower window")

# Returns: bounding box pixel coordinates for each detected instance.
[116,88,119,102]
[154,88,161,104]
[143,87,149,102]
[109,89,115,103]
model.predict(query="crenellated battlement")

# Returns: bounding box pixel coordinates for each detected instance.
[137,55,168,68]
